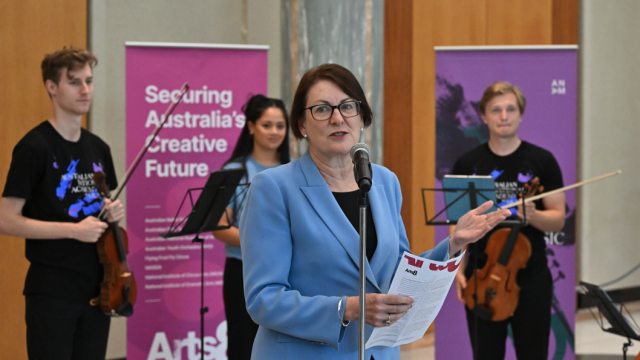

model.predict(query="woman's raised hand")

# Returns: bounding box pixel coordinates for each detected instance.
[450,201,511,252]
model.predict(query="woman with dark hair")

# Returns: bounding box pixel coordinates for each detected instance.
[212,94,290,360]
[238,64,510,359]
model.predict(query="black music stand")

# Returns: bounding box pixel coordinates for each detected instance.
[579,281,640,360]
[161,168,245,360]
[423,176,511,226]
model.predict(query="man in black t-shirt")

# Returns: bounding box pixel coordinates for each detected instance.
[451,82,565,360]
[0,47,124,360]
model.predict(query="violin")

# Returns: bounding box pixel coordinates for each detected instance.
[462,170,623,321]
[93,171,136,317]
[464,177,541,321]
[89,83,190,317]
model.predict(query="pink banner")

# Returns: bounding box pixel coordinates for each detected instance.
[125,44,267,360]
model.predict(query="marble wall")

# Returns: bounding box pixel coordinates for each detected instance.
[281,0,385,163]
[579,0,640,290]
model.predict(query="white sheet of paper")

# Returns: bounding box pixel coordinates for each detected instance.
[365,251,464,349]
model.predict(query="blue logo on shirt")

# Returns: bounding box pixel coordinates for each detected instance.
[489,169,504,179]
[56,159,79,200]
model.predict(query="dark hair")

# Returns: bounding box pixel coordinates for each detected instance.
[479,81,527,115]
[41,47,98,85]
[223,94,291,171]
[289,64,373,139]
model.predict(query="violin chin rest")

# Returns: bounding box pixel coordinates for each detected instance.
[117,302,134,317]
[115,285,134,317]
[473,306,494,321]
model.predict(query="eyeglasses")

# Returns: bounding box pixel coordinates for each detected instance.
[303,100,361,121]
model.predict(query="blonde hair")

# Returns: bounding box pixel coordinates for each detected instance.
[479,81,526,115]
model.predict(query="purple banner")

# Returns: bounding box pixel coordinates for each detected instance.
[433,48,577,360]
[125,44,267,360]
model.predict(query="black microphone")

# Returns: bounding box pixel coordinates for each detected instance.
[350,143,372,192]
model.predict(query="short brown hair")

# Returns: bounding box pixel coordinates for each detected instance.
[479,81,526,115]
[289,63,373,139]
[41,47,98,85]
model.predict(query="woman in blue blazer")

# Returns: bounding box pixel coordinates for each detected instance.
[239,64,509,360]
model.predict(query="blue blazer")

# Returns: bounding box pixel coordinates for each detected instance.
[239,151,450,360]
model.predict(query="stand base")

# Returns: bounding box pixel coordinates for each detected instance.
[623,339,633,360]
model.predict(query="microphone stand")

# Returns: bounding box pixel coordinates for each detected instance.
[351,142,373,360]
[358,189,368,360]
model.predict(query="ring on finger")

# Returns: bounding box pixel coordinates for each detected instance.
[385,313,391,326]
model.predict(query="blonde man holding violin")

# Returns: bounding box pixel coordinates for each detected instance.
[0,47,123,360]
[452,81,565,360]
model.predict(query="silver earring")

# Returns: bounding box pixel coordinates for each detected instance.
[303,134,308,139]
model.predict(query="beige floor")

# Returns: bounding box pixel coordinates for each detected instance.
[400,301,640,360]
[574,301,640,358]
[400,332,434,360]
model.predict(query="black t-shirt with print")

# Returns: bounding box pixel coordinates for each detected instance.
[3,121,118,302]
[452,141,563,280]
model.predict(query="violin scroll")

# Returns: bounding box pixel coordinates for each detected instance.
[521,176,543,199]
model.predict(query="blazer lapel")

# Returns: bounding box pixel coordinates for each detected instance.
[298,152,381,292]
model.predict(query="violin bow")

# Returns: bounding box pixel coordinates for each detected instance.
[500,170,621,209]
[98,82,190,219]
